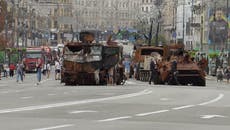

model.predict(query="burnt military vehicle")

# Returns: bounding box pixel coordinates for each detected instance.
[61,32,123,85]
[157,44,206,86]
[133,43,206,86]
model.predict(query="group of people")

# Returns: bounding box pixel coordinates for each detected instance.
[0,58,54,85]
[0,63,16,80]
[35,58,61,85]
[216,66,230,83]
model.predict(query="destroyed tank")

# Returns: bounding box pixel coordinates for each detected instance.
[157,44,206,86]
[133,43,206,86]
[61,32,123,85]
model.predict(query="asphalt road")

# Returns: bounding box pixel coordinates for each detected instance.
[0,72,229,130]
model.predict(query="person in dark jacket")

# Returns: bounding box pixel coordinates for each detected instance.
[169,60,180,85]
[149,58,158,85]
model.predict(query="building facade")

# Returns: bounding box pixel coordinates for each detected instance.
[73,0,141,33]
[139,0,178,44]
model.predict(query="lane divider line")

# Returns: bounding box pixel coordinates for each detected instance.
[198,94,224,106]
[102,93,225,122]
[172,105,195,110]
[135,110,169,117]
[20,97,33,99]
[98,116,132,122]
[70,110,97,114]
[0,89,152,114]
[32,124,74,130]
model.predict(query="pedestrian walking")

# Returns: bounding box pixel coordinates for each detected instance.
[16,61,24,83]
[0,69,1,80]
[54,60,61,80]
[9,63,16,77]
[169,59,180,85]
[46,61,51,79]
[149,58,158,85]
[123,58,131,80]
[3,63,9,78]
[216,66,224,82]
[42,63,47,76]
[225,66,230,83]
[36,59,42,85]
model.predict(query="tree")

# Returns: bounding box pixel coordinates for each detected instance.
[0,0,7,32]
[0,35,7,50]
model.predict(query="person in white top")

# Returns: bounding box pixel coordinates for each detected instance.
[216,66,224,82]
[55,60,61,80]
[46,61,51,79]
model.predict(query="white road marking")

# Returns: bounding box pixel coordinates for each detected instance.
[32,124,74,130]
[63,92,69,94]
[135,110,169,116]
[172,105,195,110]
[0,91,9,94]
[70,110,97,114]
[200,115,226,119]
[125,81,136,85]
[21,96,33,99]
[160,98,171,101]
[98,116,132,122]
[48,94,56,96]
[0,89,152,114]
[198,94,224,106]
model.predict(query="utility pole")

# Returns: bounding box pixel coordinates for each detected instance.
[182,0,185,44]
[213,1,217,51]
[155,10,161,46]
[200,0,204,51]
[227,0,229,50]
[190,0,194,50]
[148,18,153,46]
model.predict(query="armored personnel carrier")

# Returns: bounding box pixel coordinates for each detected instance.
[133,43,206,86]
[61,32,123,85]
[157,44,206,86]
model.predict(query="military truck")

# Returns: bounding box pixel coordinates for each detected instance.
[61,32,123,85]
[133,45,164,81]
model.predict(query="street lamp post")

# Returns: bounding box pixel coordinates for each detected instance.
[148,18,154,46]
[227,0,229,50]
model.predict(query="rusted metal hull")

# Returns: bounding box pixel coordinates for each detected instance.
[61,42,123,85]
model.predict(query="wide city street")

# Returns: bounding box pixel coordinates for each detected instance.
[0,71,229,130]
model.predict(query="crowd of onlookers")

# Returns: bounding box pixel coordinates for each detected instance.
[195,51,230,83]
[0,58,62,85]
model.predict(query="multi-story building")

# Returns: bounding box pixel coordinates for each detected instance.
[176,0,193,47]
[13,0,74,46]
[73,0,141,36]
[161,0,178,42]
[140,0,178,44]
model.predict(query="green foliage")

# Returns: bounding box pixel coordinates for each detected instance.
[208,52,219,58]
[150,35,167,46]
[188,50,198,57]
[10,53,19,64]
[0,51,4,63]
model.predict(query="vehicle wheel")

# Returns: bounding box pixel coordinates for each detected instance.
[195,79,206,86]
